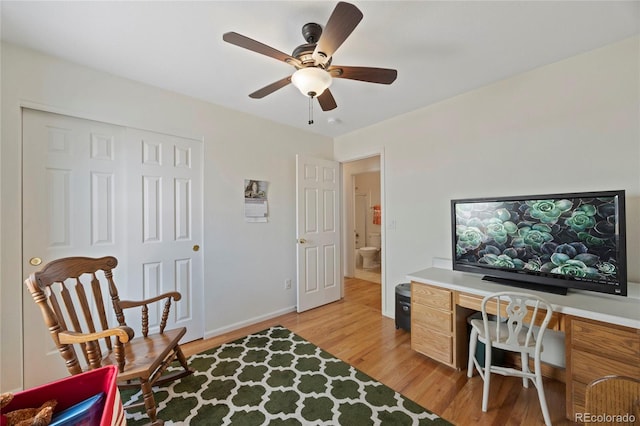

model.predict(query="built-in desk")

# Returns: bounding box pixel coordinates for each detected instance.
[406,267,640,422]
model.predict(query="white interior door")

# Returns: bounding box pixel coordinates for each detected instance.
[296,155,341,312]
[125,128,204,342]
[21,109,204,387]
[22,109,128,387]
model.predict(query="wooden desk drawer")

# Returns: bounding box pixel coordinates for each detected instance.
[412,282,452,310]
[570,318,640,360]
[457,293,483,311]
[570,381,586,415]
[411,323,453,365]
[566,315,640,420]
[412,303,452,333]
[570,350,640,385]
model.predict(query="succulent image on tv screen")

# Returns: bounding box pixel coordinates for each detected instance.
[454,195,622,285]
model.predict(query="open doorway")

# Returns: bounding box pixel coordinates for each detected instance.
[353,172,381,283]
[342,155,383,287]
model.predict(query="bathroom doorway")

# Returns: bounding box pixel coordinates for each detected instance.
[353,172,381,283]
[354,193,367,250]
[342,156,382,286]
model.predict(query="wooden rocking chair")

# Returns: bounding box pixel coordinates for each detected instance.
[24,256,194,425]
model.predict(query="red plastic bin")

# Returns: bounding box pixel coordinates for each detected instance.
[1,366,124,426]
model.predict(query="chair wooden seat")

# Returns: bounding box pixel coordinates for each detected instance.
[102,327,187,382]
[25,256,194,425]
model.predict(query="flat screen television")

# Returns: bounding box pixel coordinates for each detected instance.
[451,190,627,296]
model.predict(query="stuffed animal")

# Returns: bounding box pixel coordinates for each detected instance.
[0,393,57,426]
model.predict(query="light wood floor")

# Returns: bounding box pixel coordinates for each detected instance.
[183,277,574,425]
[354,265,381,284]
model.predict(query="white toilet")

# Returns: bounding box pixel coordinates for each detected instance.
[359,232,381,269]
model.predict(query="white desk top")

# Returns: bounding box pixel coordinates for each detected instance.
[407,267,640,329]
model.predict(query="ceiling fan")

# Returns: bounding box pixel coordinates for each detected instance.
[222,1,397,119]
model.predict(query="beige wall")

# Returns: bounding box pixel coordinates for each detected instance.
[0,43,333,391]
[335,36,640,316]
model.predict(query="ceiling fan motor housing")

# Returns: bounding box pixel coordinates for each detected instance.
[294,23,331,67]
[302,22,322,43]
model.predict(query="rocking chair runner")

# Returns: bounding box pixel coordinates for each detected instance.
[24,256,194,425]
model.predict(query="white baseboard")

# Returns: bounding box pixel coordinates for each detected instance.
[203,305,297,340]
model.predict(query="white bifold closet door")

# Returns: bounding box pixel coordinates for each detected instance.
[22,109,204,388]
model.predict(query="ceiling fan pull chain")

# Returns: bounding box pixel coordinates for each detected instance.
[308,96,314,125]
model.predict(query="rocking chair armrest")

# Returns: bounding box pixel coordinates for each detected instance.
[118,292,181,337]
[58,326,134,345]
[118,291,182,309]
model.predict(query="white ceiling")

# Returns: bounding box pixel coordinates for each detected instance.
[2,1,639,138]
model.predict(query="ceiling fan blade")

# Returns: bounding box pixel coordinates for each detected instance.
[249,76,292,99]
[328,66,397,84]
[317,89,337,111]
[313,2,363,62]
[223,32,301,67]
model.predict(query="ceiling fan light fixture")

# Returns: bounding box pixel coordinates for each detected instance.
[291,67,332,98]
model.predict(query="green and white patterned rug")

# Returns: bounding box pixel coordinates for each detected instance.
[121,326,451,425]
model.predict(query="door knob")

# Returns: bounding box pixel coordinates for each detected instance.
[298,238,307,244]
[29,257,42,266]
[193,245,200,252]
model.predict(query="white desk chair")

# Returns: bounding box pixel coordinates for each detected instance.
[467,291,553,426]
